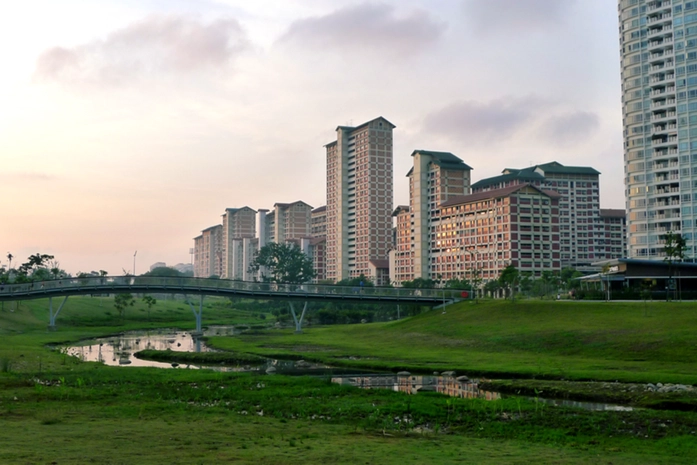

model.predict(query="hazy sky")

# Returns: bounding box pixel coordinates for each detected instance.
[1,0,622,275]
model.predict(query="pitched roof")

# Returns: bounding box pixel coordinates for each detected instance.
[441,184,559,208]
[392,205,410,216]
[312,205,327,213]
[600,208,626,218]
[534,161,600,176]
[326,117,396,146]
[406,150,473,177]
[201,224,222,233]
[335,116,396,132]
[369,259,390,269]
[274,200,313,210]
[471,170,544,190]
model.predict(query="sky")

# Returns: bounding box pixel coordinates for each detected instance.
[0,0,623,275]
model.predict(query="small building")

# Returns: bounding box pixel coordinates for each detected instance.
[579,258,697,297]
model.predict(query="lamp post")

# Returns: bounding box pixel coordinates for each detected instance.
[133,250,137,276]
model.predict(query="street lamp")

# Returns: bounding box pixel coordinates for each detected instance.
[133,250,137,276]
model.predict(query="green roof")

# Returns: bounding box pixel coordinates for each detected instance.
[471,171,544,190]
[406,150,472,176]
[534,161,600,176]
[473,161,600,190]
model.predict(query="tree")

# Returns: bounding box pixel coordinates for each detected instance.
[6,253,12,271]
[401,278,437,288]
[142,295,157,320]
[663,230,687,301]
[498,265,520,301]
[336,274,374,288]
[142,267,186,277]
[114,293,135,321]
[249,242,315,284]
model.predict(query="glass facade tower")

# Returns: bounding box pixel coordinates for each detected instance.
[620,0,695,258]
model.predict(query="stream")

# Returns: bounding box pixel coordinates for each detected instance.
[62,329,633,411]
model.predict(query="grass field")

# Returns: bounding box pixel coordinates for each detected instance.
[1,295,697,463]
[210,299,697,385]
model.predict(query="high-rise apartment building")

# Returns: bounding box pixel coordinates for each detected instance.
[389,150,472,284]
[221,207,256,279]
[193,224,223,278]
[619,0,694,259]
[325,116,394,284]
[263,201,313,243]
[472,162,604,271]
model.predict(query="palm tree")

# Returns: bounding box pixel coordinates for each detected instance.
[6,253,12,270]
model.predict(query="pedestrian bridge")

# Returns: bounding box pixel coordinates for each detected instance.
[0,276,468,331]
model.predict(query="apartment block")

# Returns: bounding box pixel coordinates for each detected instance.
[325,116,394,284]
[265,201,313,243]
[311,206,327,238]
[599,209,628,259]
[193,224,223,278]
[619,0,696,259]
[389,150,472,284]
[435,185,562,281]
[221,207,256,280]
[472,162,605,271]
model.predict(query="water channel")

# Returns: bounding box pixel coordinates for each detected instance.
[62,329,632,411]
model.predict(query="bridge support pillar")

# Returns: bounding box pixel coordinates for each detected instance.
[289,301,308,334]
[186,295,204,335]
[48,296,69,330]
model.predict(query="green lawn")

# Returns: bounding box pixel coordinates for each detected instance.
[1,296,697,463]
[211,299,697,384]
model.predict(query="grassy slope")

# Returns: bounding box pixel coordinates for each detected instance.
[2,296,697,463]
[212,299,697,384]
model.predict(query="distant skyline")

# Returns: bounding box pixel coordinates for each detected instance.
[1,0,622,275]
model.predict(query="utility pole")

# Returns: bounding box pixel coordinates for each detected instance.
[133,250,137,276]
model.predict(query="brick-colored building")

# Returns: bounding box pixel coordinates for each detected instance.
[435,184,562,281]
[193,224,223,278]
[472,162,609,272]
[325,116,394,285]
[221,207,256,280]
[390,150,472,284]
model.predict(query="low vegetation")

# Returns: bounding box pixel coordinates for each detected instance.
[1,295,697,463]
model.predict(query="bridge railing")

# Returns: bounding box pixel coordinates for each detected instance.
[0,276,468,301]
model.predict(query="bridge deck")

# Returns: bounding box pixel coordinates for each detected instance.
[0,276,467,306]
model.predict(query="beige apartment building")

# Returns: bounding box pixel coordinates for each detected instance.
[221,207,256,280]
[325,116,394,284]
[599,209,628,260]
[435,185,562,281]
[471,162,619,272]
[263,201,313,244]
[193,224,223,278]
[311,206,327,237]
[390,150,472,284]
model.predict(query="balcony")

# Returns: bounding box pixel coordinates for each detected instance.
[647,12,672,24]
[647,1,671,13]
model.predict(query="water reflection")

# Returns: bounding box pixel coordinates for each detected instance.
[331,374,501,400]
[63,328,222,369]
[64,328,367,374]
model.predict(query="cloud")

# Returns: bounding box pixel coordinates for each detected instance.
[539,111,600,146]
[422,97,546,144]
[278,3,445,57]
[34,15,249,85]
[461,0,576,34]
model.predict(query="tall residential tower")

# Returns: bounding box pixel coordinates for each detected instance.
[619,0,694,258]
[325,117,394,284]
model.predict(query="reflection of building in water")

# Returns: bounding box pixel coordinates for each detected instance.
[334,374,501,401]
[435,376,501,400]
